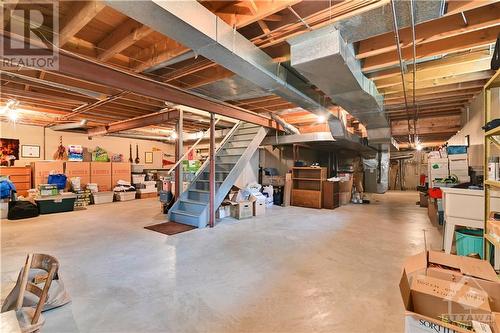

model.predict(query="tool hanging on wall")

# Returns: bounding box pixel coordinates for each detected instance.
[128,144,133,163]
[53,136,67,160]
[135,144,140,164]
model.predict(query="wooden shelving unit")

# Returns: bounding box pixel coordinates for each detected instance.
[291,167,327,209]
[483,68,500,270]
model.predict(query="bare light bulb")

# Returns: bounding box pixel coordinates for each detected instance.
[416,144,423,151]
[317,115,326,123]
[8,109,19,122]
[170,131,178,140]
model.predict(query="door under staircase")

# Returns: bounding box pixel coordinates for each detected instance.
[168,122,268,228]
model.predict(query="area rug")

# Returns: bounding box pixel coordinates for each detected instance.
[144,222,196,235]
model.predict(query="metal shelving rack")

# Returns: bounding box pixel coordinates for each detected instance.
[483,68,500,270]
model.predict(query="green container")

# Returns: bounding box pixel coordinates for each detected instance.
[455,228,484,258]
[36,194,76,214]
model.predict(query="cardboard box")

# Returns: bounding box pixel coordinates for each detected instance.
[111,162,131,186]
[400,251,500,333]
[339,179,353,193]
[90,162,112,191]
[31,161,64,187]
[65,162,90,188]
[339,192,351,205]
[253,201,265,216]
[419,192,428,208]
[230,201,252,220]
[216,204,231,219]
[487,215,500,242]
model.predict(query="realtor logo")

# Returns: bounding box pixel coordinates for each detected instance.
[1,0,59,69]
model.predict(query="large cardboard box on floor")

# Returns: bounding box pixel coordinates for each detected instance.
[65,162,90,188]
[401,251,500,333]
[31,161,64,187]
[229,201,253,220]
[90,162,112,191]
[111,162,131,186]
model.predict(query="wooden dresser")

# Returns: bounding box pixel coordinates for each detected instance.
[0,167,31,196]
[291,167,327,209]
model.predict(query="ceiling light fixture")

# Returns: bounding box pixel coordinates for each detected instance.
[317,115,326,123]
[8,109,19,122]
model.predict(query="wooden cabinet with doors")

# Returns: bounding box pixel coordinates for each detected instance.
[291,167,327,209]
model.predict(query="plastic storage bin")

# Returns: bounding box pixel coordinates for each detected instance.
[447,146,467,155]
[36,193,76,214]
[1,199,8,219]
[115,191,136,201]
[455,228,484,258]
[92,191,114,204]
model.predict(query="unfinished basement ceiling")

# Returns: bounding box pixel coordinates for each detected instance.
[333,0,445,43]
[0,0,498,148]
[190,76,271,102]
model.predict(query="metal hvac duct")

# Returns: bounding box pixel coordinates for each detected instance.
[104,0,348,140]
[289,27,388,131]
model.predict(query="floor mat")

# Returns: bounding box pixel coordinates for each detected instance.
[144,222,196,235]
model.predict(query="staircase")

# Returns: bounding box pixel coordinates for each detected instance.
[168,122,268,228]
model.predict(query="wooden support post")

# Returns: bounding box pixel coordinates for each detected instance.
[209,113,216,228]
[175,108,183,198]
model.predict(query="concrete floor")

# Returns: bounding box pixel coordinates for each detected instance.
[1,191,442,333]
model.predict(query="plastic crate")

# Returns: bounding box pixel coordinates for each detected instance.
[92,191,114,204]
[455,228,483,258]
[36,194,76,214]
[114,191,136,201]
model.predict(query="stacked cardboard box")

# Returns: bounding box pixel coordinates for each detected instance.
[401,251,500,333]
[111,162,131,186]
[90,162,112,191]
[65,162,90,189]
[31,161,64,187]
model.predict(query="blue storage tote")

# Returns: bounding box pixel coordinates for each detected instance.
[447,145,467,155]
[455,228,483,258]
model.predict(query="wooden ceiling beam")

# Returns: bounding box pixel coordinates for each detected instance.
[445,0,498,16]
[88,109,181,136]
[216,0,301,28]
[362,26,500,72]
[383,80,487,100]
[368,48,491,81]
[173,65,234,89]
[385,96,472,108]
[97,19,153,62]
[357,3,500,60]
[384,87,482,102]
[131,39,190,73]
[375,58,491,89]
[59,1,105,46]
[380,70,494,95]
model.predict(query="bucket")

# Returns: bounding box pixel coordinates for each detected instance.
[455,228,484,258]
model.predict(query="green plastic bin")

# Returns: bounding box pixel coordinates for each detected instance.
[36,194,76,214]
[455,228,484,258]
